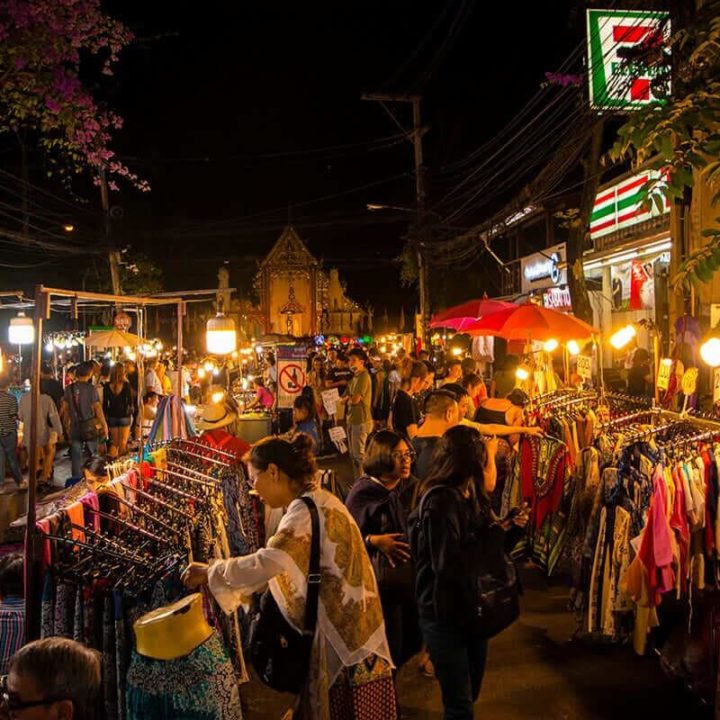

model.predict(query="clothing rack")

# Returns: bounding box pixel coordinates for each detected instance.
[164,444,232,468]
[534,392,596,410]
[598,408,662,431]
[180,437,238,460]
[83,506,171,546]
[120,481,195,520]
[148,477,207,505]
[163,463,222,486]
[108,493,183,538]
[604,391,654,409]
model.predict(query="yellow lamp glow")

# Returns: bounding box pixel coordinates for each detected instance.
[206,312,236,355]
[451,347,463,357]
[543,339,559,353]
[8,312,34,345]
[566,340,580,356]
[609,324,637,350]
[516,364,531,381]
[700,337,720,368]
[211,390,225,404]
[203,360,214,372]
[197,367,207,379]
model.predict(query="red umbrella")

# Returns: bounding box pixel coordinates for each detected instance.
[463,303,598,341]
[429,298,515,331]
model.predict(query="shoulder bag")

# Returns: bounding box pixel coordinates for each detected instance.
[248,496,321,694]
[70,384,102,442]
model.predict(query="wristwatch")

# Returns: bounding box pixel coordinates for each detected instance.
[365,535,374,548]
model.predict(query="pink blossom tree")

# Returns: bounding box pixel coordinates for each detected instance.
[0,0,148,191]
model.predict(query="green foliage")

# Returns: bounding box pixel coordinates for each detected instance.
[119,252,163,295]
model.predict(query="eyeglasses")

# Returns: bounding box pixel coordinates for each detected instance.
[0,675,66,716]
[391,450,416,461]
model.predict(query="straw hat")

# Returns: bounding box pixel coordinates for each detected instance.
[197,403,236,430]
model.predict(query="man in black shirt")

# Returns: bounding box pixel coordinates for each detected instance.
[39,363,63,412]
[325,352,354,397]
[411,390,460,481]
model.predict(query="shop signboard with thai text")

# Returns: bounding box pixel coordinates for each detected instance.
[520,243,567,294]
[587,9,671,110]
[276,344,307,409]
[590,170,671,240]
[577,355,593,380]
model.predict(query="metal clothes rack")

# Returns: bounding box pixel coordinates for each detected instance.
[598,408,662,431]
[534,392,597,410]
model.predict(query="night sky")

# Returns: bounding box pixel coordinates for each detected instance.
[11,0,580,315]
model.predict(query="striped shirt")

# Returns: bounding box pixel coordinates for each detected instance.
[0,391,19,435]
[0,596,24,674]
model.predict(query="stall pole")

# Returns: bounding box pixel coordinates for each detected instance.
[177,301,184,400]
[24,285,46,640]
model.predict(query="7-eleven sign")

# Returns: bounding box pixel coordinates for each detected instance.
[587,9,671,110]
[590,170,671,240]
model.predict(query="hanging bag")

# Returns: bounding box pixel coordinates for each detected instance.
[248,496,321,694]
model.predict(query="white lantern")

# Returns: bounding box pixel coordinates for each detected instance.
[9,312,34,345]
[206,313,236,355]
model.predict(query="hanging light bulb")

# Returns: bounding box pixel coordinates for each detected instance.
[206,307,236,355]
[566,340,580,356]
[8,311,34,345]
[543,339,559,353]
[609,324,637,350]
[45,342,54,353]
[516,363,532,381]
[211,389,225,404]
[700,337,720,368]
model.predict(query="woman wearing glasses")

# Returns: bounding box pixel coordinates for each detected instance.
[345,430,421,668]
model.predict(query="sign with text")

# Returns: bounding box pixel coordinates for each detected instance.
[587,9,671,110]
[714,369,720,404]
[276,345,307,409]
[520,243,567,294]
[576,354,593,380]
[321,388,340,417]
[656,359,672,392]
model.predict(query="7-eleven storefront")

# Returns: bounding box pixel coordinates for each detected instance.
[583,168,672,364]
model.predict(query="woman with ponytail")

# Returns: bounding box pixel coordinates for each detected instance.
[183,433,397,718]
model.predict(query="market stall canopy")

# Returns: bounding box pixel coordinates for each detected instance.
[85,329,142,348]
[429,298,515,331]
[463,303,598,341]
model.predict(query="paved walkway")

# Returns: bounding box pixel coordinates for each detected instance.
[245,570,713,719]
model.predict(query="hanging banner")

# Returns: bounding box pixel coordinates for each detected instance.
[630,259,655,310]
[586,9,671,110]
[275,344,307,409]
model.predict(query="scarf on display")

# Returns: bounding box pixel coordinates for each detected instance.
[148,395,196,443]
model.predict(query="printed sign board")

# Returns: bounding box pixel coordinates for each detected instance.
[520,243,567,294]
[577,355,593,380]
[590,169,671,240]
[276,345,307,409]
[587,9,671,110]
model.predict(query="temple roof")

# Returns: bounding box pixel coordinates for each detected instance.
[258,225,319,271]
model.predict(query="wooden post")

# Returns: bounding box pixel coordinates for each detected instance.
[24,286,47,640]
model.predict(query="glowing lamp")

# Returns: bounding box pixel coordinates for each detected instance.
[45,342,54,353]
[9,312,34,345]
[451,347,463,357]
[197,367,207,379]
[211,390,225,404]
[566,340,580,356]
[206,312,236,355]
[543,339,559,353]
[203,360,215,372]
[609,324,637,350]
[700,337,720,368]
[516,364,531,382]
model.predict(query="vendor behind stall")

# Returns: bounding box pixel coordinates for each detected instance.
[246,377,275,411]
[197,401,251,459]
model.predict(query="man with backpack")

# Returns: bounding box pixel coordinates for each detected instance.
[60,362,108,479]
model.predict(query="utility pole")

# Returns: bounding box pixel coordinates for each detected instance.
[99,168,122,297]
[361,93,429,348]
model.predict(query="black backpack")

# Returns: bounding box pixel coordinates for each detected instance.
[409,485,520,638]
